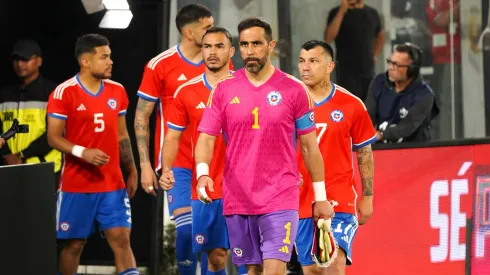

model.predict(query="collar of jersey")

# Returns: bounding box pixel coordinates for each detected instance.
[314,82,336,107]
[75,74,104,97]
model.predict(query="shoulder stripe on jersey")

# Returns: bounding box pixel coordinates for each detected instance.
[173,74,204,98]
[103,79,124,87]
[206,74,234,107]
[336,85,367,110]
[148,46,178,70]
[53,78,77,100]
[286,74,314,109]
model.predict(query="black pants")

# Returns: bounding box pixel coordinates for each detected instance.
[337,73,374,102]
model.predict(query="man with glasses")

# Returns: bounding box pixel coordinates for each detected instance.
[365,43,439,143]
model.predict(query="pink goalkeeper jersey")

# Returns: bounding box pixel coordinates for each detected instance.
[198,68,315,215]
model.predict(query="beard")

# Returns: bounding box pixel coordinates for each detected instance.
[92,70,111,80]
[205,57,228,73]
[243,51,268,73]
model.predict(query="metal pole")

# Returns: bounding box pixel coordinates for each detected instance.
[149,1,171,274]
[449,0,456,139]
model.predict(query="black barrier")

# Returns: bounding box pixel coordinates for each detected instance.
[0,162,56,274]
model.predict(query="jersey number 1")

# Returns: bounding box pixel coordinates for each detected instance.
[94,113,105,132]
[252,107,260,129]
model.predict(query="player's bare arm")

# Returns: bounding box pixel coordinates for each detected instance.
[299,131,334,221]
[159,129,183,191]
[118,115,138,198]
[134,97,158,195]
[356,144,374,225]
[194,132,217,204]
[47,117,109,166]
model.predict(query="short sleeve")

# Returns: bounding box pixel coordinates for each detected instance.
[137,64,163,102]
[198,83,223,136]
[47,86,70,120]
[351,101,377,149]
[326,7,339,26]
[294,83,315,136]
[373,9,382,35]
[167,87,190,131]
[118,87,129,116]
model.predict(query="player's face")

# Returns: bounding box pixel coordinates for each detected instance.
[387,51,411,82]
[87,46,113,79]
[298,46,335,87]
[191,16,214,47]
[202,32,235,72]
[13,55,41,79]
[239,27,276,73]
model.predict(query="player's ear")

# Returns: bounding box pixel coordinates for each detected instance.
[268,40,276,54]
[229,46,235,57]
[327,60,335,74]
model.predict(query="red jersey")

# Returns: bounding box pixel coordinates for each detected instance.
[298,84,376,218]
[426,0,461,64]
[166,73,226,200]
[137,45,205,172]
[47,75,129,193]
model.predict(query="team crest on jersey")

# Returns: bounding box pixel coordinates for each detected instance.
[195,234,205,245]
[330,110,344,122]
[266,91,282,106]
[107,98,117,110]
[233,247,243,257]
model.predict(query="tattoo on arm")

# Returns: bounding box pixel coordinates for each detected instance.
[134,98,155,164]
[356,145,374,196]
[119,137,136,170]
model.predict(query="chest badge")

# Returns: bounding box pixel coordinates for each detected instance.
[107,98,117,110]
[330,110,344,122]
[266,91,282,106]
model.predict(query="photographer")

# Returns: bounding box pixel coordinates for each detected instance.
[0,39,61,176]
[366,43,439,143]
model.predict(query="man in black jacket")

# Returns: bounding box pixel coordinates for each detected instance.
[366,43,439,143]
[0,39,61,175]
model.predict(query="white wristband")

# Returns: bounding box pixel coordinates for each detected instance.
[71,145,86,158]
[199,187,209,198]
[313,181,327,201]
[196,163,209,180]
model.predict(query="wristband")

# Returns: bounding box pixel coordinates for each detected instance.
[196,162,209,180]
[71,145,86,158]
[313,181,327,201]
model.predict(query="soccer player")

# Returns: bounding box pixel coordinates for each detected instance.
[134,4,214,275]
[296,40,376,275]
[159,26,235,275]
[194,17,334,275]
[47,34,138,275]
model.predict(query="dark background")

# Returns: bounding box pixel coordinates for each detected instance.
[0,0,164,266]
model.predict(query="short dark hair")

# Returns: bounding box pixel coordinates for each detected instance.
[175,4,212,34]
[394,43,423,67]
[74,34,109,60]
[301,40,335,60]
[237,17,273,42]
[202,27,233,44]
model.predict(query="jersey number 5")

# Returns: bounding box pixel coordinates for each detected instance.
[252,107,260,129]
[316,123,327,143]
[94,113,105,132]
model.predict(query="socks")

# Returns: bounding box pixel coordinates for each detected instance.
[207,268,226,275]
[175,212,197,275]
[237,265,248,275]
[119,268,138,275]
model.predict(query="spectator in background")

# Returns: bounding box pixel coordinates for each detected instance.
[325,0,384,101]
[426,0,462,140]
[0,39,61,177]
[366,43,439,143]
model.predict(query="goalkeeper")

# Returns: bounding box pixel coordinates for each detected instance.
[295,40,376,275]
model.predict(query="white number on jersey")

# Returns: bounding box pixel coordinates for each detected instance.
[94,113,105,132]
[316,123,327,143]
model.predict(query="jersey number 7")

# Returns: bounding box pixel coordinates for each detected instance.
[316,123,327,143]
[94,113,105,133]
